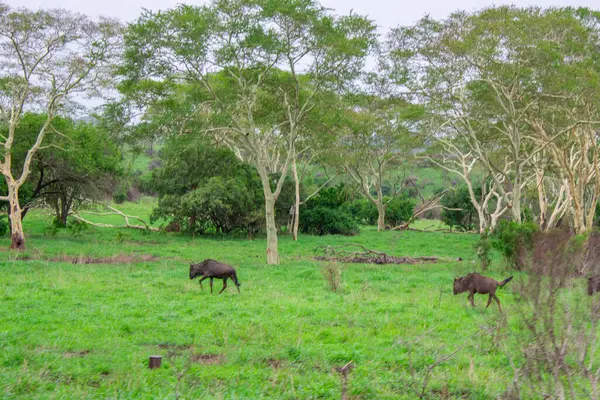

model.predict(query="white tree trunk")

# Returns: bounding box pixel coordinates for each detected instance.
[291,157,300,241]
[7,183,25,250]
[376,202,386,231]
[264,194,280,265]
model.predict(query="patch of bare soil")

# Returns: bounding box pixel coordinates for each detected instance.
[50,253,160,264]
[265,358,283,369]
[191,354,223,365]
[64,350,91,358]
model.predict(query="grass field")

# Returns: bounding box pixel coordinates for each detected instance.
[0,204,592,399]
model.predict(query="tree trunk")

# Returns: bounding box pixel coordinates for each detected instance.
[264,194,280,264]
[60,197,69,227]
[256,165,281,265]
[7,184,25,250]
[376,202,386,231]
[291,157,300,241]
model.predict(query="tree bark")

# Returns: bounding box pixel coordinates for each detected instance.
[7,183,25,250]
[376,202,386,231]
[264,194,280,264]
[257,165,281,265]
[291,157,300,241]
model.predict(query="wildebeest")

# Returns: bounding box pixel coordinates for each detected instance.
[453,272,513,311]
[189,259,241,294]
[588,275,600,295]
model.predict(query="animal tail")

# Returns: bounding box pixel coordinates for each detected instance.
[499,276,513,287]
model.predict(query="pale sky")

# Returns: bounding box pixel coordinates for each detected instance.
[5,0,600,33]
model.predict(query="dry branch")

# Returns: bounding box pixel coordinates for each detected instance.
[72,202,158,232]
[313,244,457,264]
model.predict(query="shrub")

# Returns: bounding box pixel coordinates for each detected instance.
[491,220,538,270]
[385,196,414,226]
[113,189,127,204]
[440,185,479,231]
[343,198,378,225]
[300,207,359,236]
[322,261,343,292]
[67,219,89,237]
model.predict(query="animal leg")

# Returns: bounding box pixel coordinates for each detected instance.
[219,277,228,294]
[197,276,208,289]
[493,294,502,312]
[486,294,493,308]
[210,277,214,294]
[468,292,476,307]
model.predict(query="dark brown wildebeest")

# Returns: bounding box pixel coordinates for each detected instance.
[189,259,241,294]
[588,275,600,295]
[453,272,513,311]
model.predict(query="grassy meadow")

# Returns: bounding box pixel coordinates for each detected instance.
[0,203,592,399]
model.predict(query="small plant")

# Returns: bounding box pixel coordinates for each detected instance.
[322,262,343,292]
[67,219,89,237]
[116,231,132,243]
[44,219,61,237]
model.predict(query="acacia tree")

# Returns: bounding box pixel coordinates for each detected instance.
[0,4,121,249]
[121,0,375,264]
[387,8,542,225]
[0,113,122,226]
[389,7,600,231]
[333,71,423,231]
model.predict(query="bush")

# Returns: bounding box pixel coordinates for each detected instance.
[113,189,127,204]
[440,185,479,231]
[322,262,343,292]
[491,220,538,270]
[385,196,414,226]
[67,219,89,237]
[151,176,263,234]
[343,198,378,225]
[300,207,359,236]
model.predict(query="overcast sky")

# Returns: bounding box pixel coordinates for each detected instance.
[5,0,600,33]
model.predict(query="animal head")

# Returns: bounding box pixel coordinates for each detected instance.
[189,261,207,279]
[453,276,467,295]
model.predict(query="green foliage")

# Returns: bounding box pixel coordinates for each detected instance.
[441,186,479,232]
[300,207,358,236]
[343,198,378,225]
[491,221,539,270]
[385,196,414,226]
[0,215,8,237]
[150,136,293,235]
[67,219,89,237]
[0,113,122,223]
[113,189,127,205]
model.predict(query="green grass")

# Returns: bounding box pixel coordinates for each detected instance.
[0,205,592,398]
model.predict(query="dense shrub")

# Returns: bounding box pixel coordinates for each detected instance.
[385,196,414,226]
[440,185,479,231]
[300,207,358,236]
[491,220,539,270]
[343,198,378,225]
[150,136,293,235]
